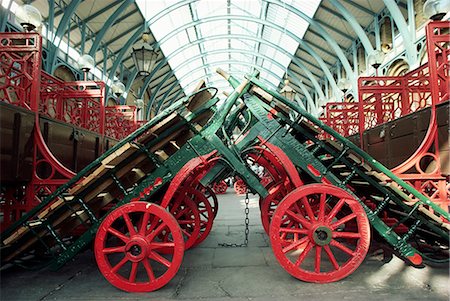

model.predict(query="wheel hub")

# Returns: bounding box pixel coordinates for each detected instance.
[125,236,148,261]
[311,225,332,246]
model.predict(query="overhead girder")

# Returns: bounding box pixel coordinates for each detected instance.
[150,47,311,113]
[67,0,129,34]
[89,0,135,56]
[340,0,376,16]
[328,0,374,54]
[47,0,83,73]
[315,19,353,41]
[80,23,142,51]
[137,33,327,101]
[112,0,394,108]
[132,32,341,115]
[106,23,145,95]
[382,0,417,65]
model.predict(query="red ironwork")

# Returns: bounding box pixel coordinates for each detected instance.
[321,21,449,212]
[105,105,138,140]
[0,32,143,228]
[0,33,41,111]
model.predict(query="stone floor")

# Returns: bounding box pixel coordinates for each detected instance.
[1,190,449,301]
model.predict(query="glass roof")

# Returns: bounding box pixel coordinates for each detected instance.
[137,0,321,97]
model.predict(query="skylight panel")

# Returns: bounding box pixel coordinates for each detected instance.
[137,0,323,96]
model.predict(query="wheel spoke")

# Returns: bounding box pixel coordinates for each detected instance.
[279,227,308,235]
[123,213,137,236]
[142,259,156,282]
[174,207,189,219]
[107,227,129,243]
[102,245,126,254]
[318,193,326,222]
[145,217,161,236]
[177,219,196,225]
[280,221,295,240]
[149,250,171,268]
[326,198,347,223]
[111,256,128,273]
[324,245,340,270]
[295,241,313,267]
[181,228,192,238]
[129,262,138,283]
[150,242,175,249]
[139,212,150,235]
[332,231,361,239]
[330,239,355,256]
[282,236,308,253]
[286,209,311,229]
[331,213,357,230]
[301,197,316,221]
[315,246,322,273]
[146,222,167,241]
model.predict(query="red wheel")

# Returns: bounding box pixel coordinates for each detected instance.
[183,188,214,246]
[94,202,184,292]
[203,186,218,219]
[164,196,201,251]
[260,182,288,234]
[234,178,247,195]
[195,184,218,219]
[270,184,370,283]
[212,180,227,194]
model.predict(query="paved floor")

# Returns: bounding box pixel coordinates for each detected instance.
[1,190,449,301]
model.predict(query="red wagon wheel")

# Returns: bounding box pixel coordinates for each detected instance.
[260,182,288,234]
[270,184,370,283]
[212,180,227,194]
[234,178,247,195]
[194,184,218,219]
[183,188,215,246]
[94,202,184,292]
[164,196,201,251]
[203,186,219,219]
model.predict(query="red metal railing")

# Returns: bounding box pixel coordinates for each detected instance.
[0,32,146,228]
[322,22,448,140]
[321,21,449,212]
[105,105,139,140]
[1,32,146,141]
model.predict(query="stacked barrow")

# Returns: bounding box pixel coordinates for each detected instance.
[1,70,449,293]
[220,70,449,283]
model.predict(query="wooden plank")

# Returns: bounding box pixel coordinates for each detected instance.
[324,138,343,151]
[150,131,183,153]
[418,206,450,230]
[300,120,321,136]
[138,112,181,144]
[381,182,414,203]
[252,86,273,104]
[101,142,139,168]
[186,81,212,112]
[366,171,390,182]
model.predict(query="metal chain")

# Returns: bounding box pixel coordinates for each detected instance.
[218,190,250,248]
